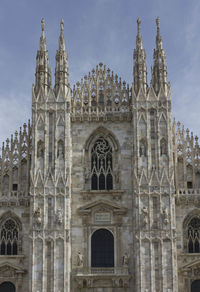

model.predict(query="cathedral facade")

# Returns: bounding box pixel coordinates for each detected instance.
[0,17,199,292]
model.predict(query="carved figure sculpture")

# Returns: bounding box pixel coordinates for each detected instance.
[123,252,129,267]
[162,207,169,225]
[34,207,42,225]
[56,208,63,224]
[141,206,148,227]
[77,251,83,267]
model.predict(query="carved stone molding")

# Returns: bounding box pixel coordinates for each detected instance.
[176,194,200,206]
[73,267,131,288]
[81,190,124,201]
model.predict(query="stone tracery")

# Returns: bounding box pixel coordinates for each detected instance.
[0,219,19,255]
[91,137,113,190]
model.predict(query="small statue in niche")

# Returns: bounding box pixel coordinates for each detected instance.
[141,206,148,227]
[34,207,42,225]
[139,142,146,157]
[57,141,64,159]
[84,167,90,182]
[56,208,63,225]
[160,140,167,156]
[162,207,169,225]
[37,141,44,158]
[77,251,84,267]
[122,252,129,267]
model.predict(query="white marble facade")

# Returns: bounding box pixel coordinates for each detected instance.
[0,18,199,292]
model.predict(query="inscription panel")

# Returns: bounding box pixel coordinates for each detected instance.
[94,212,111,223]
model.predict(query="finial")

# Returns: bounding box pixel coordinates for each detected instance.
[137,18,141,35]
[60,19,64,32]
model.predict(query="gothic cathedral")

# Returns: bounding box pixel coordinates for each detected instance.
[0,17,199,292]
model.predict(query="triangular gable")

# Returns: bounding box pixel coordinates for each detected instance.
[136,86,146,101]
[160,169,170,186]
[79,199,127,215]
[0,262,25,274]
[56,114,65,127]
[47,87,56,102]
[56,171,65,187]
[56,86,65,102]
[150,169,160,187]
[45,169,55,187]
[158,112,167,124]
[147,84,157,101]
[158,85,167,101]
[36,86,45,103]
[35,170,44,187]
[139,169,149,188]
[138,112,147,125]
[36,114,45,129]
[180,259,200,270]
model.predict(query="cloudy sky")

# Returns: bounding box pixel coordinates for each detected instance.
[0,0,200,143]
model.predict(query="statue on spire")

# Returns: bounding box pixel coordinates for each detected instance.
[58,18,66,51]
[133,18,147,96]
[151,17,168,95]
[34,18,51,95]
[40,18,46,51]
[136,18,143,50]
[156,17,163,50]
[60,18,64,32]
[55,18,69,94]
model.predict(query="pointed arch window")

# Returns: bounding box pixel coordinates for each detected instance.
[187,217,200,253]
[0,219,19,255]
[91,137,113,190]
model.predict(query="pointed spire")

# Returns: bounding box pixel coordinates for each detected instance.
[151,17,168,95]
[55,19,69,95]
[133,18,147,96]
[34,18,51,96]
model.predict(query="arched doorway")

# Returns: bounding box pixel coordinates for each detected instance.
[191,280,200,292]
[91,229,114,267]
[0,282,15,292]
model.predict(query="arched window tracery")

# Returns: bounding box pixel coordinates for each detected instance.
[0,219,19,255]
[91,137,113,190]
[187,217,200,253]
